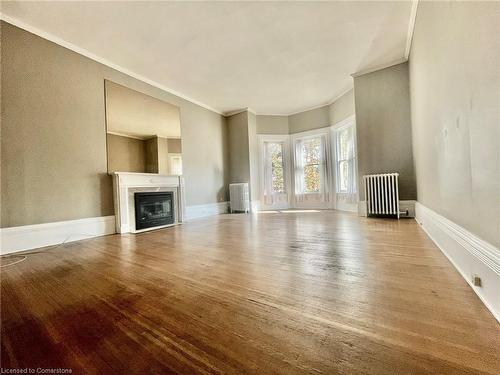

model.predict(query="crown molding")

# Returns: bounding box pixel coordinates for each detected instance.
[106,131,147,140]
[247,107,257,116]
[286,86,354,117]
[0,13,224,115]
[224,106,260,117]
[350,0,417,78]
[286,102,331,117]
[254,113,290,117]
[328,86,355,107]
[405,0,420,59]
[224,108,248,117]
[351,57,408,78]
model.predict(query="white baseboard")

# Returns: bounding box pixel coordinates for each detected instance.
[185,201,228,221]
[358,200,416,217]
[1,201,230,254]
[399,200,416,217]
[0,216,116,255]
[415,202,500,322]
[358,201,367,216]
[251,200,261,213]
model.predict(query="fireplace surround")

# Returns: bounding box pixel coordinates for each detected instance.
[112,172,185,233]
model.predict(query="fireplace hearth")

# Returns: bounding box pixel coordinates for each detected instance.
[134,192,175,230]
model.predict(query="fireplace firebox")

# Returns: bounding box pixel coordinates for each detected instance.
[134,192,175,230]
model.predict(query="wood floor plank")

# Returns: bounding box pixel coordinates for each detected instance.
[1,210,499,374]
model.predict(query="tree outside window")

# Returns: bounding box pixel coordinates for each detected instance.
[268,142,285,193]
[301,137,322,193]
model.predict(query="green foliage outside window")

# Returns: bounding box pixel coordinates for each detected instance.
[302,138,322,193]
[268,143,285,193]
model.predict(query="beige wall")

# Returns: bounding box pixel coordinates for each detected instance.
[144,137,159,174]
[106,134,146,173]
[167,138,182,154]
[1,22,228,227]
[409,2,499,247]
[1,22,113,227]
[107,134,173,175]
[354,62,416,201]
[156,136,170,175]
[256,115,289,134]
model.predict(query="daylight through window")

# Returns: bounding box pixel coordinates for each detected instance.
[268,142,285,193]
[301,137,322,193]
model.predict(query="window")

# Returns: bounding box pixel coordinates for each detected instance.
[293,134,329,207]
[260,136,290,209]
[333,123,356,198]
[169,155,182,175]
[267,142,285,193]
[300,137,323,193]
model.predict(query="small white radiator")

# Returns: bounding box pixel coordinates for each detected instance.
[229,183,250,213]
[364,173,401,218]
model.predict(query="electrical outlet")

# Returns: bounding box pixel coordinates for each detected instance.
[472,275,482,287]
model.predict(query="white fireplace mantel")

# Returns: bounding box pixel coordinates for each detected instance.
[112,172,185,234]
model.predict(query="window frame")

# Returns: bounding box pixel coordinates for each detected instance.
[334,127,355,194]
[330,115,358,211]
[290,127,332,200]
[266,141,286,194]
[299,136,324,194]
[258,134,292,210]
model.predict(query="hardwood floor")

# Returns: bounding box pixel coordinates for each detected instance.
[1,210,499,374]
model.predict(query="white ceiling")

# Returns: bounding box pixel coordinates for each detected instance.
[1,1,414,115]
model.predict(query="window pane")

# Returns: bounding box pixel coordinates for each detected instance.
[339,128,350,160]
[299,136,322,194]
[334,124,356,195]
[339,160,349,192]
[302,138,321,164]
[268,142,285,193]
[304,164,320,193]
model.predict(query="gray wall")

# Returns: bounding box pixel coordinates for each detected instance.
[409,2,499,247]
[288,105,330,134]
[354,62,416,200]
[227,111,250,185]
[256,115,289,134]
[329,89,355,125]
[106,134,146,173]
[247,112,260,202]
[226,111,260,203]
[288,89,355,134]
[1,21,228,227]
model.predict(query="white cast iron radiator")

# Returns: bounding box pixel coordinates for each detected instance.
[364,173,401,218]
[229,183,250,213]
